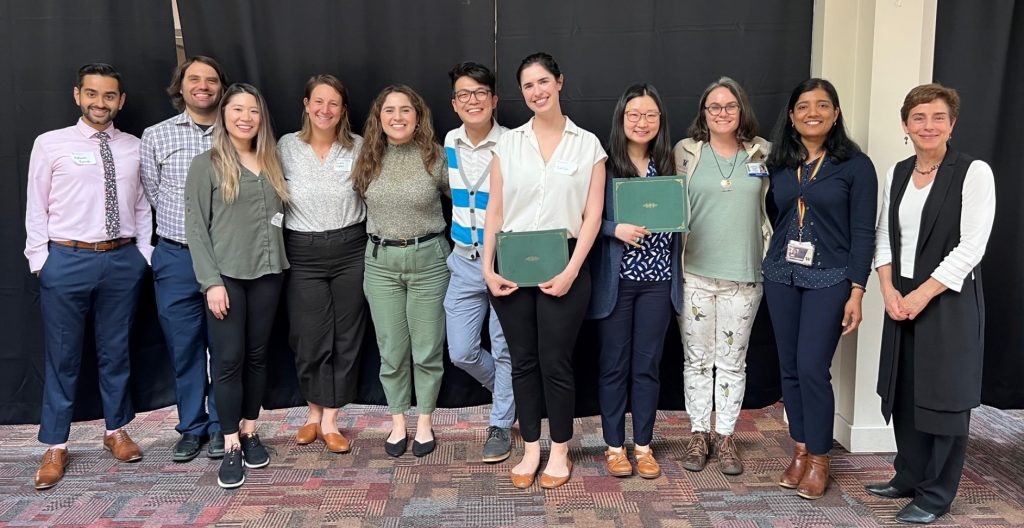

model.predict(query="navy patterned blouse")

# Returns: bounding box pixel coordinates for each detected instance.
[619,160,673,281]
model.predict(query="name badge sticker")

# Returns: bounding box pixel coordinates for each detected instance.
[270,212,284,228]
[71,152,97,165]
[335,158,353,172]
[554,159,577,175]
[747,162,769,177]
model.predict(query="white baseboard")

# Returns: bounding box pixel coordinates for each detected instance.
[834,414,896,453]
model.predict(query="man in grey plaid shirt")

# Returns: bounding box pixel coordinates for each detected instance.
[140,56,228,462]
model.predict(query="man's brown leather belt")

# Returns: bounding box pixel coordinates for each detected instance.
[50,238,135,251]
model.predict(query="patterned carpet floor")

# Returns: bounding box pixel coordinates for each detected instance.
[1,403,1023,527]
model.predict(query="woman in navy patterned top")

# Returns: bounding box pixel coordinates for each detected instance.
[586,84,679,480]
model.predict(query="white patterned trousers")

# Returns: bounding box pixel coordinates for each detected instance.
[680,271,762,435]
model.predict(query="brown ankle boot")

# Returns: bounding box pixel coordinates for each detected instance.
[796,453,830,499]
[778,442,808,489]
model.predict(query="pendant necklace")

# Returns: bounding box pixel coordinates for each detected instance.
[709,143,739,192]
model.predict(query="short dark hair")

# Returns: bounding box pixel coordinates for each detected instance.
[448,61,496,93]
[516,52,561,85]
[76,63,123,93]
[901,83,960,123]
[607,83,675,178]
[767,78,861,169]
[687,77,759,143]
[167,56,228,112]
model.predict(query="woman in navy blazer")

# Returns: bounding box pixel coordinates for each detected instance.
[586,83,680,480]
[762,78,877,500]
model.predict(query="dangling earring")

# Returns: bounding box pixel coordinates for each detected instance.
[904,135,908,145]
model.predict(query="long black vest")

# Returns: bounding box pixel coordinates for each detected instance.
[876,149,986,422]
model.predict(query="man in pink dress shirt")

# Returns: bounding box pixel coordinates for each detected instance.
[24,63,153,490]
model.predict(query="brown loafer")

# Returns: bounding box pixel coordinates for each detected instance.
[34,447,69,490]
[779,442,808,489]
[604,448,632,477]
[539,459,573,489]
[510,467,538,489]
[634,448,661,479]
[682,431,711,472]
[797,453,830,499]
[296,423,320,445]
[103,430,142,462]
[323,431,351,453]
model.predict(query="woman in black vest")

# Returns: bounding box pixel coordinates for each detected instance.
[868,84,995,525]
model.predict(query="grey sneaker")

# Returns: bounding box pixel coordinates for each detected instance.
[481,426,511,463]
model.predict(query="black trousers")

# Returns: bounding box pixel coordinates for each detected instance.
[285,224,367,408]
[490,263,591,443]
[890,316,969,515]
[209,273,284,435]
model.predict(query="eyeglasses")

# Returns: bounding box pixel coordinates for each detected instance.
[705,102,740,116]
[625,110,661,123]
[454,89,492,103]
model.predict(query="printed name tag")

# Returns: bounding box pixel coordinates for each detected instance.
[71,152,97,165]
[785,240,815,266]
[270,212,284,228]
[554,159,577,175]
[335,158,353,172]
[747,162,769,177]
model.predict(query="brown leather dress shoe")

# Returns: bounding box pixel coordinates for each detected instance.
[539,459,573,489]
[510,466,539,489]
[682,432,711,472]
[103,430,142,462]
[323,431,351,453]
[797,453,831,499]
[634,448,661,479]
[778,442,808,489]
[717,435,744,476]
[34,448,69,490]
[604,448,632,477]
[295,423,320,445]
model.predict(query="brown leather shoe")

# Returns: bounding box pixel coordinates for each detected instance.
[510,466,538,489]
[634,448,661,479]
[103,430,142,462]
[296,423,320,445]
[797,453,830,499]
[34,448,69,490]
[682,432,711,472]
[604,448,632,477]
[323,431,351,453]
[778,442,808,489]
[539,459,573,489]
[717,435,744,476]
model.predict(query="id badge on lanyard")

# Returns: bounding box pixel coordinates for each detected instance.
[785,155,825,267]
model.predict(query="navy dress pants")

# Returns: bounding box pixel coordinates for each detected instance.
[37,243,147,444]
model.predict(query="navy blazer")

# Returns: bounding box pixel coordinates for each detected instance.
[764,151,877,287]
[585,165,682,319]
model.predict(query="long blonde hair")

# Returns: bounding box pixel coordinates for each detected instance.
[352,85,441,197]
[296,74,355,149]
[211,83,288,204]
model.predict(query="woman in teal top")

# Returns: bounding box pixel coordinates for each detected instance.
[672,77,770,477]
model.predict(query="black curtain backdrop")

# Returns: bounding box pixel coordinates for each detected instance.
[0,0,179,425]
[934,0,1024,409]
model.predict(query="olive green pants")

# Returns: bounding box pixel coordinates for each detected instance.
[363,237,450,414]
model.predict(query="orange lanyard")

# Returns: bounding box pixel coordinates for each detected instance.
[795,154,826,238]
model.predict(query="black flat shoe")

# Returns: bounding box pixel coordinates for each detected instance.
[385,432,407,457]
[412,430,436,457]
[895,503,942,524]
[865,482,914,499]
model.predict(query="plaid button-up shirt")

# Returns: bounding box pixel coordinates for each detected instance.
[140,112,214,244]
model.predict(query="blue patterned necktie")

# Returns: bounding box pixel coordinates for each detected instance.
[94,131,120,239]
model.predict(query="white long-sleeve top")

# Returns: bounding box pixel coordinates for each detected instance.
[874,160,996,292]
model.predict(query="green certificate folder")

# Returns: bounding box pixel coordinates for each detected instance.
[613,176,688,232]
[495,229,569,287]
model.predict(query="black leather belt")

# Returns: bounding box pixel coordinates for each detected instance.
[160,237,189,249]
[368,232,441,257]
